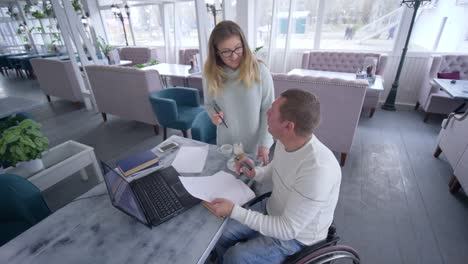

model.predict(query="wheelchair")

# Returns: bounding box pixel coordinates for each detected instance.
[245,192,361,264]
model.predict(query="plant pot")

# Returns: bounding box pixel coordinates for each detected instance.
[18,159,44,174]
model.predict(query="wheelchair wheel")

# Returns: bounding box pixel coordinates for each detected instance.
[294,245,360,264]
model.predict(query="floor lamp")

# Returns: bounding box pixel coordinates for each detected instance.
[111,4,130,46]
[206,3,222,26]
[382,0,431,111]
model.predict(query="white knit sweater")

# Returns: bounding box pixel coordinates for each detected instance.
[230,136,342,245]
[203,62,274,154]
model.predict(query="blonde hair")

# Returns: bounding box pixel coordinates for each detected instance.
[204,21,260,96]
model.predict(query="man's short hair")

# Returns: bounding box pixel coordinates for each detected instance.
[279,89,320,137]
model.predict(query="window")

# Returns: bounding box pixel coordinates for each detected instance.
[255,0,273,49]
[129,4,164,46]
[176,2,198,47]
[289,0,319,49]
[100,9,131,46]
[0,6,25,52]
[320,0,402,51]
[410,1,468,52]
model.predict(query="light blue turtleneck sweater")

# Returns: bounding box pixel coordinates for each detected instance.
[203,62,274,154]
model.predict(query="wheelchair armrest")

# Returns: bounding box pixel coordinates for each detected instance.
[244,192,272,208]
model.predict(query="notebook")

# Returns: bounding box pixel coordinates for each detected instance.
[117,150,160,177]
[101,161,200,228]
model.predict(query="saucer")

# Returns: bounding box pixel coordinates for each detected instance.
[226,157,236,172]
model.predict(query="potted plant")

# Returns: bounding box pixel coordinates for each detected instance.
[96,36,113,63]
[23,4,32,15]
[0,118,49,174]
[71,0,82,13]
[31,10,45,19]
[43,1,54,17]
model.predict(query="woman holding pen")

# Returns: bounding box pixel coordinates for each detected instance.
[204,20,274,165]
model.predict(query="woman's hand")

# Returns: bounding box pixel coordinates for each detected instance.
[210,112,224,126]
[257,146,270,165]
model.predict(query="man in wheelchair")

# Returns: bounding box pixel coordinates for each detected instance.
[204,89,342,264]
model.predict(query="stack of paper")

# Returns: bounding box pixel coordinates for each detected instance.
[179,171,255,205]
[172,145,209,173]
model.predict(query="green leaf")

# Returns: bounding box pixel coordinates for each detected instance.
[4,133,20,144]
[0,144,6,155]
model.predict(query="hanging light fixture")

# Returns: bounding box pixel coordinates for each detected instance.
[111,4,119,15]
[81,15,88,26]
[110,3,131,46]
[124,4,130,18]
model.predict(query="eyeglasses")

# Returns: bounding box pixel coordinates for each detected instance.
[218,46,243,58]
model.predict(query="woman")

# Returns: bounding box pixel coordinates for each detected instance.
[204,21,274,165]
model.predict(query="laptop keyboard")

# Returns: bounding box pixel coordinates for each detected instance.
[134,175,183,221]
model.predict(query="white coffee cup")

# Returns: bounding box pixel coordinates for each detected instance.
[217,144,233,156]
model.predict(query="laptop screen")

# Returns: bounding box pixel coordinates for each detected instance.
[101,162,147,224]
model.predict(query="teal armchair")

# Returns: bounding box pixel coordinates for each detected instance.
[191,110,217,144]
[149,87,204,140]
[0,173,51,246]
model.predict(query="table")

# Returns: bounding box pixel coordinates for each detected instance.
[434,78,468,113]
[4,140,103,191]
[0,96,43,119]
[143,63,200,87]
[7,53,58,78]
[0,136,235,264]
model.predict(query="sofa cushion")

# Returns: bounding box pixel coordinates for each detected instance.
[437,71,460,80]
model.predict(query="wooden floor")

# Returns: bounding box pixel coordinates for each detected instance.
[1,76,467,263]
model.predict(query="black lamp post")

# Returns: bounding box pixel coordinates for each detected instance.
[206,3,222,26]
[382,0,431,111]
[111,4,130,46]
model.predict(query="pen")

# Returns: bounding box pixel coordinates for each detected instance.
[213,101,229,128]
[234,155,254,173]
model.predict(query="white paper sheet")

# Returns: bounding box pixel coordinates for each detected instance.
[171,145,209,173]
[178,171,255,205]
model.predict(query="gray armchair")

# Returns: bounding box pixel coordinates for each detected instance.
[30,58,83,103]
[85,65,163,134]
[434,111,468,193]
[416,55,468,122]
[119,47,157,66]
[272,73,367,166]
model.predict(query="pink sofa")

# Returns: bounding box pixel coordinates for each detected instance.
[85,65,163,134]
[272,73,368,166]
[301,51,387,117]
[30,58,83,103]
[434,112,468,193]
[416,55,468,122]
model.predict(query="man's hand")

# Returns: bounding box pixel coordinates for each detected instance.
[210,112,224,126]
[257,146,270,165]
[235,157,256,177]
[204,198,234,218]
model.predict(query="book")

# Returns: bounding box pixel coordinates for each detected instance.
[116,150,160,177]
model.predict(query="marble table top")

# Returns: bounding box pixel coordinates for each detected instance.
[0,136,241,264]
[434,78,468,100]
[143,63,200,78]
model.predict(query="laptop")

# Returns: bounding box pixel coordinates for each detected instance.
[101,161,200,228]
